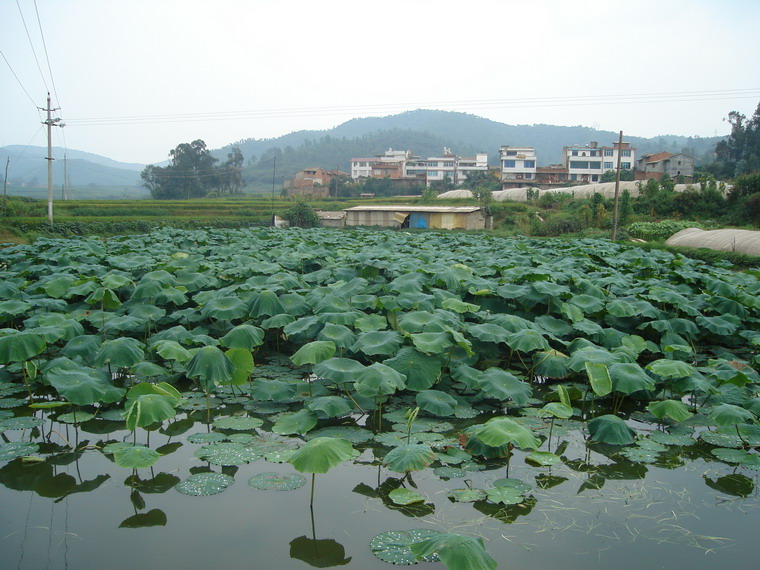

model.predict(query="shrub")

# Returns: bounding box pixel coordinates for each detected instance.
[284,201,320,228]
[627,220,702,242]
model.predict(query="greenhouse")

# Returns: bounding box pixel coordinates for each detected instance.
[665,227,760,257]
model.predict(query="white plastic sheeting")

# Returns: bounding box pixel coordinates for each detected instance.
[665,228,760,257]
[438,182,704,202]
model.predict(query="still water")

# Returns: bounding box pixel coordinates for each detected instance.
[1,408,758,570]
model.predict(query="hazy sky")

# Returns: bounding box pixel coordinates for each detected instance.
[2,0,759,165]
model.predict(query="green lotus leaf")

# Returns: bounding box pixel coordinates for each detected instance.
[585,362,612,397]
[410,332,453,354]
[248,472,306,491]
[41,274,78,298]
[647,399,693,422]
[696,315,740,336]
[289,437,354,474]
[505,329,550,353]
[710,448,760,467]
[101,315,145,335]
[46,366,126,405]
[151,340,192,363]
[466,323,509,344]
[388,487,425,505]
[0,416,45,431]
[85,286,122,309]
[370,529,442,565]
[272,409,318,435]
[260,313,295,329]
[249,290,286,318]
[0,441,40,461]
[468,416,540,450]
[350,331,403,357]
[486,486,526,505]
[305,426,374,444]
[316,323,357,349]
[283,315,322,341]
[61,335,102,362]
[526,450,561,466]
[187,432,227,444]
[567,347,620,372]
[219,324,265,350]
[587,414,636,445]
[224,347,254,385]
[354,363,406,398]
[447,488,487,503]
[200,295,248,321]
[94,337,145,368]
[195,442,261,466]
[649,430,696,446]
[175,472,234,496]
[609,362,655,395]
[250,379,298,402]
[313,357,365,384]
[416,390,457,417]
[353,314,387,332]
[384,347,442,391]
[434,466,466,479]
[540,402,573,419]
[477,368,532,405]
[708,403,757,427]
[56,411,95,424]
[533,349,570,379]
[124,393,177,430]
[113,445,161,469]
[440,298,479,314]
[646,359,695,380]
[290,341,336,367]
[383,443,436,473]
[0,332,46,363]
[212,416,264,431]
[186,346,234,388]
[306,396,353,418]
[26,313,85,342]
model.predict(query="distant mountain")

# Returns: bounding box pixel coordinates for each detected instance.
[1,145,142,187]
[220,110,723,189]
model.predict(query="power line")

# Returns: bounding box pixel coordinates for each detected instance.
[33,0,60,107]
[63,88,760,127]
[0,49,39,108]
[15,0,49,94]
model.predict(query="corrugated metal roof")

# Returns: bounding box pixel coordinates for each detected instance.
[343,205,482,213]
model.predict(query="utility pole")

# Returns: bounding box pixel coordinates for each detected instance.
[610,130,623,241]
[40,93,63,223]
[3,157,9,217]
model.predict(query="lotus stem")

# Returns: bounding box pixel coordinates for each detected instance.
[310,473,316,508]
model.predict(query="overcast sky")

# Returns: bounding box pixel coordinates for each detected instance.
[2,0,759,165]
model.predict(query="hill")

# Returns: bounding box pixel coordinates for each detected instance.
[1,145,142,188]
[221,110,723,190]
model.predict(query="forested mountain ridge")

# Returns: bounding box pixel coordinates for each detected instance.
[222,109,723,190]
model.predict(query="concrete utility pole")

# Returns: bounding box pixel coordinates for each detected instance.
[40,93,63,223]
[610,130,623,241]
[3,157,9,217]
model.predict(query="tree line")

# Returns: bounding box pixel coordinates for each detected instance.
[140,140,244,199]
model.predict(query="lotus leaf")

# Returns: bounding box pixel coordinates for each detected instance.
[0,332,46,363]
[505,329,550,353]
[649,430,696,446]
[94,337,145,368]
[272,409,318,435]
[250,379,298,402]
[354,363,406,398]
[289,437,354,474]
[195,442,261,466]
[56,411,95,424]
[540,402,573,419]
[305,426,374,444]
[383,443,436,473]
[416,390,457,416]
[647,399,693,422]
[388,487,425,505]
[220,324,265,350]
[466,323,509,344]
[384,347,442,391]
[175,472,234,496]
[486,486,526,505]
[370,529,442,565]
[434,466,466,479]
[306,396,353,418]
[46,366,126,405]
[187,432,227,444]
[113,445,161,469]
[316,323,357,349]
[609,362,655,395]
[186,346,234,389]
[200,295,248,321]
[468,416,540,450]
[350,331,403,357]
[0,441,40,461]
[585,362,612,397]
[447,488,487,503]
[212,416,264,431]
[290,341,336,366]
[476,368,532,405]
[646,359,695,379]
[710,448,760,467]
[248,471,306,491]
[708,403,757,426]
[353,314,387,332]
[0,399,28,410]
[587,414,636,445]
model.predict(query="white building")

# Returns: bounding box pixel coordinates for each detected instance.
[499,146,537,188]
[564,141,635,183]
[351,149,412,180]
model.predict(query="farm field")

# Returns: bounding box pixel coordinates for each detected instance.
[0,227,759,569]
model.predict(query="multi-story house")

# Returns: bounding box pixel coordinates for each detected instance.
[563,141,636,183]
[351,149,412,180]
[499,146,537,188]
[636,152,694,182]
[352,148,488,187]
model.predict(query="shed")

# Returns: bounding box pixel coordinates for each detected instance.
[342,205,491,230]
[316,210,347,228]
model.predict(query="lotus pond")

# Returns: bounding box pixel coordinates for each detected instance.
[0,227,759,569]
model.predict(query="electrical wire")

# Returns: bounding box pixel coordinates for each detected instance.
[0,49,39,109]
[15,0,48,94]
[63,88,760,127]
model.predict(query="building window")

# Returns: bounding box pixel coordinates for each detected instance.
[590,161,601,169]
[572,150,578,156]
[443,161,454,167]
[621,162,631,169]
[604,162,614,169]
[428,171,439,177]
[621,150,631,157]
[525,173,532,179]
[571,174,577,181]
[506,150,517,156]
[428,162,438,167]
[592,175,599,182]
[590,150,597,156]
[503,160,516,168]
[569,161,589,169]
[604,149,613,156]
[524,160,535,168]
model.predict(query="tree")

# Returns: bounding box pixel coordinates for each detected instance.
[140,140,226,199]
[284,200,320,228]
[715,101,760,177]
[220,147,244,195]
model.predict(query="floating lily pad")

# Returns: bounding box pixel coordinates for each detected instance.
[99,409,128,422]
[227,433,255,444]
[486,486,525,505]
[175,472,234,496]
[433,466,466,479]
[620,446,661,463]
[526,451,561,466]
[264,448,297,463]
[369,529,442,565]
[391,419,454,434]
[0,398,27,409]
[447,488,487,503]
[700,430,745,449]
[305,426,374,444]
[187,432,227,444]
[493,478,532,493]
[0,416,45,431]
[56,411,96,424]
[0,441,40,461]
[113,445,161,469]
[212,416,264,431]
[248,471,306,491]
[711,448,760,467]
[648,431,696,446]
[195,442,262,466]
[389,488,425,505]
